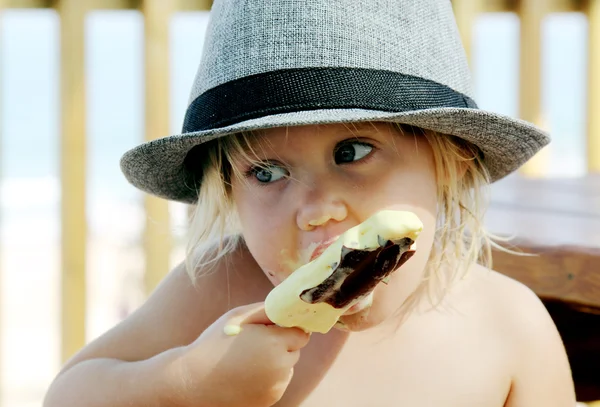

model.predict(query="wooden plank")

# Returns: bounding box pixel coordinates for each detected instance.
[487,175,600,248]
[56,0,87,363]
[490,174,600,217]
[486,204,600,250]
[486,175,600,309]
[550,0,585,12]
[4,0,137,9]
[89,0,138,10]
[480,0,515,13]
[3,0,51,8]
[587,0,600,172]
[0,0,583,12]
[492,243,600,309]
[452,0,583,13]
[176,0,212,11]
[0,0,584,13]
[141,0,172,295]
[517,0,550,177]
[3,0,213,10]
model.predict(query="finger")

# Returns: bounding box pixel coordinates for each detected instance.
[270,325,311,351]
[285,350,302,367]
[222,302,274,336]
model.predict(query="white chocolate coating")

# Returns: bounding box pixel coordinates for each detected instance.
[264,210,423,333]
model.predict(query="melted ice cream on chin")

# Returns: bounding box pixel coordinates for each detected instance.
[344,291,374,315]
[276,244,320,282]
[337,298,378,329]
[278,243,384,329]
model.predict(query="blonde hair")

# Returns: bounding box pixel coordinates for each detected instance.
[184,122,505,305]
[418,127,495,304]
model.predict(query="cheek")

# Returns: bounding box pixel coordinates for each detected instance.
[380,161,439,269]
[232,178,290,230]
[238,228,297,287]
[232,179,278,233]
[358,157,438,219]
[356,150,438,308]
[232,183,298,283]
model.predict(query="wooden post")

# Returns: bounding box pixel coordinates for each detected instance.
[452,0,481,63]
[56,0,88,363]
[0,0,5,398]
[141,0,172,295]
[175,0,213,225]
[517,0,549,177]
[587,0,600,172]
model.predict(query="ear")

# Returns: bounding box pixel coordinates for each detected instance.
[456,159,469,180]
[438,158,470,188]
[450,141,484,185]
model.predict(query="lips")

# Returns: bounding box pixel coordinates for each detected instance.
[342,292,374,315]
[300,237,415,309]
[309,236,340,262]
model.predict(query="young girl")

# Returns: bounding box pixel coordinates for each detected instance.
[44,0,576,406]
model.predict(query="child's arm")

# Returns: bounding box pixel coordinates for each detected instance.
[43,241,274,407]
[502,281,577,406]
[43,348,184,407]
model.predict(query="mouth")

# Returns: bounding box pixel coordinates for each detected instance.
[309,236,341,262]
[300,237,416,310]
[342,292,374,316]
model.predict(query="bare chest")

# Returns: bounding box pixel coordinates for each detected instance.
[275,314,513,407]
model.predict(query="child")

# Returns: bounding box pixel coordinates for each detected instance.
[44,0,577,406]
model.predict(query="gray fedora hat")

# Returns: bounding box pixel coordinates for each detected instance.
[120,0,550,204]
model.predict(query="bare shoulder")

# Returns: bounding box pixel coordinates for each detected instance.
[59,238,270,374]
[464,264,577,406]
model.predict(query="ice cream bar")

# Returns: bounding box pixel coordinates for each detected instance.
[264,210,423,334]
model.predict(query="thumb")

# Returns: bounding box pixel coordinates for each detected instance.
[223,302,274,335]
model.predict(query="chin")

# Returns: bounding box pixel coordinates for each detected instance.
[337,307,395,332]
[335,296,395,332]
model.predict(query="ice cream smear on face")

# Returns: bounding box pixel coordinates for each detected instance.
[264,210,423,334]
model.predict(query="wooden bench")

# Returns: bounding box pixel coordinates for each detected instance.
[486,174,600,402]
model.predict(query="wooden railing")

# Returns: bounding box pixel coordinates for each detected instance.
[0,0,598,404]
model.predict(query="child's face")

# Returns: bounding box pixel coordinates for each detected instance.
[231,122,439,331]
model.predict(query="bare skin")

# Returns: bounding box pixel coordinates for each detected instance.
[45,240,575,407]
[44,122,575,406]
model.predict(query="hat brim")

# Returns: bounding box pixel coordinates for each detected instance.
[120,107,550,204]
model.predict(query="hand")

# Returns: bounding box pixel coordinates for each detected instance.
[171,302,311,407]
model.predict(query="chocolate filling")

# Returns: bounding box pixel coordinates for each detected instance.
[299,237,415,309]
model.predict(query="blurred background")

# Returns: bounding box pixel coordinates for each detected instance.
[0,0,598,406]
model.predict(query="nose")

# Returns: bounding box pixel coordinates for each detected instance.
[296,182,348,231]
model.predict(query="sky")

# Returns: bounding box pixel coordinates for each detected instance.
[0,9,591,239]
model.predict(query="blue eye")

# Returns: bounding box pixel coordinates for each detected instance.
[334,142,373,164]
[249,164,288,183]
